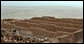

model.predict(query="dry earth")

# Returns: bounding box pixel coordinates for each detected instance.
[1,16,83,43]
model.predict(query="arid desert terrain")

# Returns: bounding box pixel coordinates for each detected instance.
[1,6,83,43]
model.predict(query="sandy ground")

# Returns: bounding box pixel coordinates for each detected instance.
[1,6,83,43]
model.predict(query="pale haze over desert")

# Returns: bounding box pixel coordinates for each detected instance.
[1,1,83,43]
[1,1,83,19]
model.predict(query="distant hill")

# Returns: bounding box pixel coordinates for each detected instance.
[1,6,83,19]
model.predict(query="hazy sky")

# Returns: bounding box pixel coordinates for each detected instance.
[1,1,83,7]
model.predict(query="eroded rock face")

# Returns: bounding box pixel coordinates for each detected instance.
[1,16,83,43]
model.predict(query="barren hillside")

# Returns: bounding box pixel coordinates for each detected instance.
[1,16,83,43]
